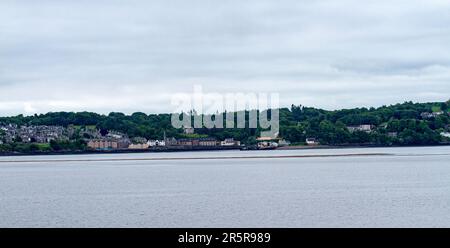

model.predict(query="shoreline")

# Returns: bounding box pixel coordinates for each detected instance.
[0,153,393,163]
[277,143,450,150]
[0,143,449,157]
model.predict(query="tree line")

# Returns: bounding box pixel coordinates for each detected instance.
[1,100,449,153]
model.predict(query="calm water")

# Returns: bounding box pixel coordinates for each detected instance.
[0,146,449,227]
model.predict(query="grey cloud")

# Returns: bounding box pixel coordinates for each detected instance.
[0,0,449,115]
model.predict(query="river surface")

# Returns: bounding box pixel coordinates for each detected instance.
[0,146,449,227]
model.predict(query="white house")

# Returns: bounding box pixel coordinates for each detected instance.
[440,132,450,138]
[347,124,373,133]
[147,140,166,147]
[306,138,319,145]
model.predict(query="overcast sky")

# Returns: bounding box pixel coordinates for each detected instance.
[1,0,449,116]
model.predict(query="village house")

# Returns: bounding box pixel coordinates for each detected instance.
[87,140,117,150]
[306,138,319,145]
[440,132,450,138]
[198,138,217,146]
[87,138,131,150]
[77,126,102,139]
[0,124,67,144]
[86,129,132,150]
[177,138,193,146]
[107,131,126,139]
[256,136,276,142]
[420,112,433,119]
[127,137,149,150]
[0,124,16,143]
[131,137,147,144]
[128,143,150,149]
[176,137,218,147]
[421,112,443,119]
[220,138,241,146]
[347,124,374,133]
[165,137,178,146]
[147,139,166,147]
[256,136,280,149]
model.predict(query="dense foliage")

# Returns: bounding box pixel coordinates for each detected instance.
[1,100,449,153]
[0,140,86,154]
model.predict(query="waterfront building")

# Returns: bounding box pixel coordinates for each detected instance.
[257,141,278,149]
[147,140,166,147]
[128,143,150,149]
[198,138,217,146]
[176,137,218,147]
[220,138,241,146]
[87,138,131,150]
